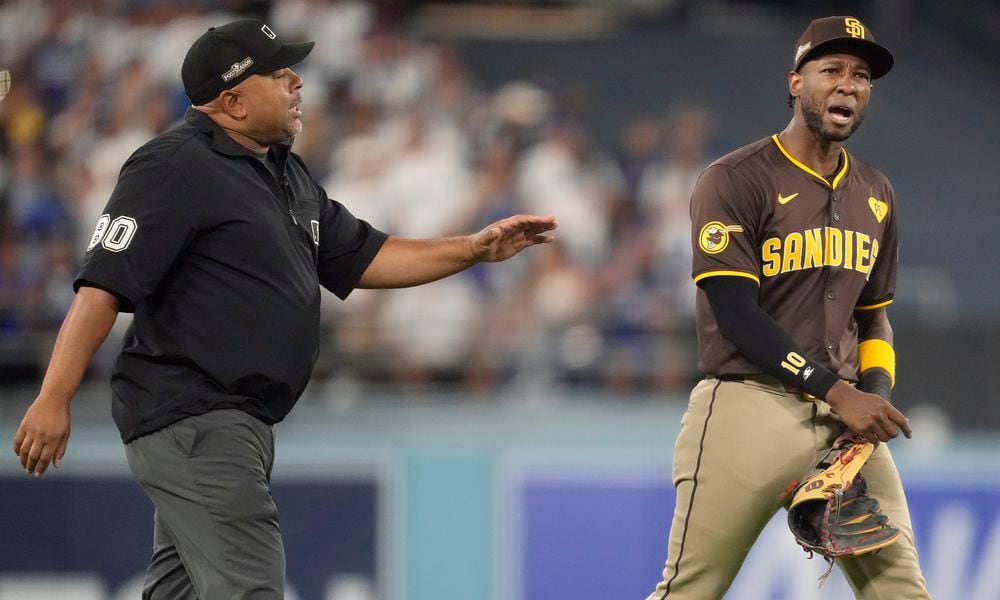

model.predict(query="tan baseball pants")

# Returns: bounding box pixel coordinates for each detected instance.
[646,376,930,599]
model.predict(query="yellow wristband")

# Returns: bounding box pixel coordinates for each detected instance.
[858,339,895,388]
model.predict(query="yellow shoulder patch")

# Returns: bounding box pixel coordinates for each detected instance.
[698,221,744,254]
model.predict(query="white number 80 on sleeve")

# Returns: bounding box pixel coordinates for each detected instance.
[87,214,138,252]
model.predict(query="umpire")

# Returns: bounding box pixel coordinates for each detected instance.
[13,19,556,599]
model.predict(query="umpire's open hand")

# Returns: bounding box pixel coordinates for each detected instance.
[825,380,912,445]
[13,396,71,476]
[470,215,557,262]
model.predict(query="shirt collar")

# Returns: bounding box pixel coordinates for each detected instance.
[185,107,292,168]
[771,133,850,190]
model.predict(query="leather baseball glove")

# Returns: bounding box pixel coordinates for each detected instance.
[786,432,900,582]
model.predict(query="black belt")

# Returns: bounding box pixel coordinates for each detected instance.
[715,373,807,396]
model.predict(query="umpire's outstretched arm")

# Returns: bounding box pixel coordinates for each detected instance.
[358,214,557,289]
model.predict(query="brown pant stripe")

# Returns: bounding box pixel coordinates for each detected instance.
[658,379,721,599]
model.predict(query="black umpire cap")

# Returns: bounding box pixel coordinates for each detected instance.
[793,16,894,79]
[182,19,315,105]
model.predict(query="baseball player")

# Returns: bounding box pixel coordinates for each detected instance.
[12,19,556,599]
[646,16,931,599]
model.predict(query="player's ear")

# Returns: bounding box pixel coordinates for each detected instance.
[788,70,802,103]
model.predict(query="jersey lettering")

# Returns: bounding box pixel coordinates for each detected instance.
[844,230,855,270]
[780,232,803,274]
[101,216,138,252]
[826,228,843,268]
[761,227,878,278]
[802,228,823,269]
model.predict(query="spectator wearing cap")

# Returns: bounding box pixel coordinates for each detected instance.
[12,18,557,599]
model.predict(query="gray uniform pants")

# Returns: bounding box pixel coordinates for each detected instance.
[125,409,284,600]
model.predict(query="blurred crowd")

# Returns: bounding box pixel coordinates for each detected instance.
[0,0,719,397]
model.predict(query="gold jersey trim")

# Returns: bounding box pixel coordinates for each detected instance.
[855,299,893,310]
[694,270,761,285]
[771,134,849,189]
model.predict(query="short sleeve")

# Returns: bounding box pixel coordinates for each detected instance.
[691,164,762,286]
[316,183,388,299]
[857,184,897,310]
[75,152,199,312]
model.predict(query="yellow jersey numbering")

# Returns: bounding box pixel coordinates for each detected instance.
[699,221,745,254]
[761,227,879,278]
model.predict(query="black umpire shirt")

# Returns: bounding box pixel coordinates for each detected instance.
[77,108,388,442]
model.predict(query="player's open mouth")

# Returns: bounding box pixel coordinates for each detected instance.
[828,105,853,125]
[290,99,302,117]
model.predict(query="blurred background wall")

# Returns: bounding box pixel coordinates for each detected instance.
[1,1,998,599]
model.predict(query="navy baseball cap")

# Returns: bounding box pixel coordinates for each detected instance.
[182,19,314,105]
[793,16,894,79]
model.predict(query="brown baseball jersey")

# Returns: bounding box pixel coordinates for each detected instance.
[691,134,898,381]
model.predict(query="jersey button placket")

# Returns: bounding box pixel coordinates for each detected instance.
[823,281,837,353]
[281,176,298,225]
[823,188,838,356]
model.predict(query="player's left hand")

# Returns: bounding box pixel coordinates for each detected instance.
[470,215,557,262]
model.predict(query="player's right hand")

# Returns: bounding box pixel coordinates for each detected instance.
[12,396,71,477]
[824,380,912,445]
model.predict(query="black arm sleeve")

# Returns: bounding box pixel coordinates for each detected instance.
[701,276,840,399]
[858,370,892,401]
